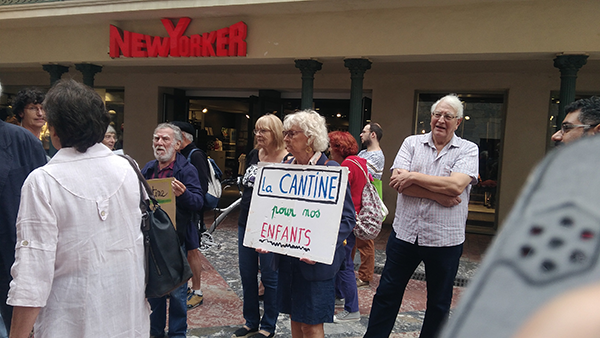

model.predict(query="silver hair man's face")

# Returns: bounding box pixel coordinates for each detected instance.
[152,127,179,163]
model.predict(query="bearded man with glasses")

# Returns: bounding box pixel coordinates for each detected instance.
[364,94,478,338]
[551,96,600,145]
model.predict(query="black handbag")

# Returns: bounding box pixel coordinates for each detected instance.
[121,155,193,298]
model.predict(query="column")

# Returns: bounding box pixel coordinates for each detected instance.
[553,54,588,128]
[344,58,372,144]
[42,64,69,85]
[75,63,103,87]
[294,59,322,110]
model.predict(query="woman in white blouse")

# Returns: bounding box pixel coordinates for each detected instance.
[7,79,149,338]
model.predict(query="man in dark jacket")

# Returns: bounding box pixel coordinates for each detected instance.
[170,120,209,309]
[0,81,47,336]
[141,123,204,338]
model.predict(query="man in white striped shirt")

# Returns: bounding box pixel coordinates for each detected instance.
[364,94,478,338]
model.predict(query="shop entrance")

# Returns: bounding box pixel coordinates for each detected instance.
[415,92,506,234]
[164,91,370,179]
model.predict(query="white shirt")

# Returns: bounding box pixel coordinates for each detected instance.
[8,143,150,338]
[391,133,478,247]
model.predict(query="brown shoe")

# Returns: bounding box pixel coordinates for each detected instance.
[356,278,370,288]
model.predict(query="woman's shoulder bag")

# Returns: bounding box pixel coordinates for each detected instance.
[348,158,388,240]
[120,155,193,298]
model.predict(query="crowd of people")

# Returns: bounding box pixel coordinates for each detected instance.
[2,77,599,338]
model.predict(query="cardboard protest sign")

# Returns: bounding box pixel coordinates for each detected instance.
[147,177,177,229]
[243,163,349,265]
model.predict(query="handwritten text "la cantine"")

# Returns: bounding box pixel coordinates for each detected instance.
[260,172,339,200]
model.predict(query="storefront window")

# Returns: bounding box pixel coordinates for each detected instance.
[415,92,506,233]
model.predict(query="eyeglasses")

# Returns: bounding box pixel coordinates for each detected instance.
[253,128,270,135]
[431,111,458,121]
[560,123,596,134]
[283,130,303,138]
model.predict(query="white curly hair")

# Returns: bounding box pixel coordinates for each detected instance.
[283,109,329,152]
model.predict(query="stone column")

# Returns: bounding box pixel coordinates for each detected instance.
[553,54,588,128]
[295,59,322,110]
[75,63,103,87]
[42,64,70,156]
[42,64,69,85]
[344,58,372,144]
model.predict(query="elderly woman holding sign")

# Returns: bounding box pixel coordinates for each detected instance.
[274,110,355,338]
[234,114,288,338]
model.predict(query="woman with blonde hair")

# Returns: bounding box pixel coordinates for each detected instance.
[233,114,288,338]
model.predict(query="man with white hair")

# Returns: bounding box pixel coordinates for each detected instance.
[364,94,479,338]
[141,123,204,338]
[0,81,47,336]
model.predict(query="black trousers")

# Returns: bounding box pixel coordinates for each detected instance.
[364,231,463,338]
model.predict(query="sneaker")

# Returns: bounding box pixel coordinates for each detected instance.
[231,326,258,338]
[187,289,204,309]
[335,297,345,308]
[356,278,370,288]
[334,310,360,323]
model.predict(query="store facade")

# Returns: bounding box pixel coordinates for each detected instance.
[2,0,600,233]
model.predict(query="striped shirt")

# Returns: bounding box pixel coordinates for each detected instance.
[358,149,385,180]
[151,161,174,179]
[391,133,478,247]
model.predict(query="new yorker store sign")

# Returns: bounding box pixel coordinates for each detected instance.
[109,18,247,58]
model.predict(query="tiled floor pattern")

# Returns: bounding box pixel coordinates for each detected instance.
[183,210,491,338]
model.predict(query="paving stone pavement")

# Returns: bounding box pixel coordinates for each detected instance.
[185,210,485,338]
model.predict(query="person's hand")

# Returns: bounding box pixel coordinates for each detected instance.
[390,169,413,193]
[256,248,270,254]
[435,194,461,207]
[300,257,316,265]
[172,178,187,197]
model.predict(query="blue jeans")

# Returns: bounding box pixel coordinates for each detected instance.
[148,246,189,338]
[364,230,463,338]
[335,233,359,313]
[238,225,279,334]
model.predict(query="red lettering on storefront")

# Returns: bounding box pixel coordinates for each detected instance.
[109,18,247,58]
[145,35,170,57]
[201,31,216,57]
[215,27,229,57]
[130,32,147,57]
[228,21,247,56]
[109,25,130,58]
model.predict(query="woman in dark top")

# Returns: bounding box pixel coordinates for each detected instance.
[268,110,355,338]
[234,114,288,338]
